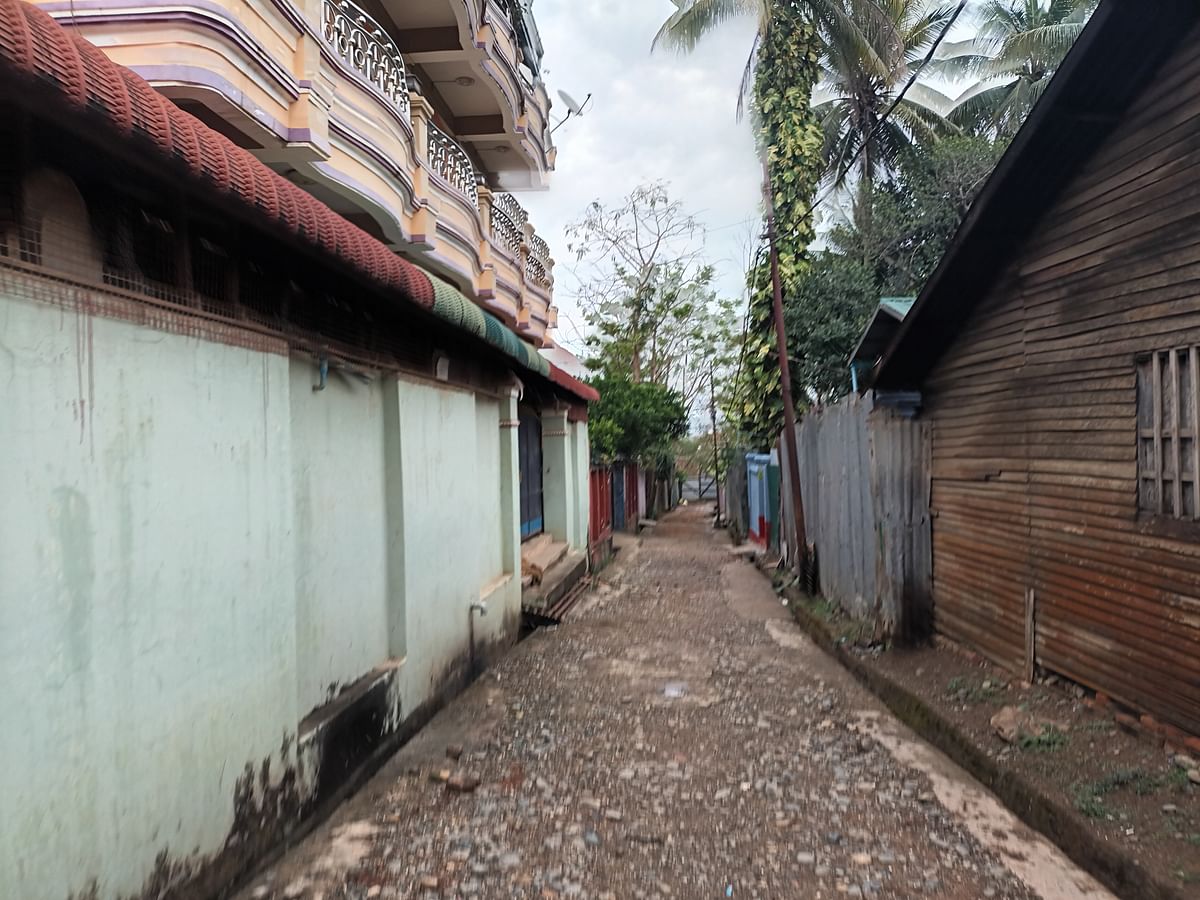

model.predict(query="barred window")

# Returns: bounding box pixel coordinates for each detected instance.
[1137,347,1199,518]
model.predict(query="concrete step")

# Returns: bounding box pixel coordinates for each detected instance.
[522,549,588,619]
[521,535,568,583]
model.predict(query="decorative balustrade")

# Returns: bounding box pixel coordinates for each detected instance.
[491,193,527,257]
[428,123,479,208]
[322,0,410,116]
[526,233,551,288]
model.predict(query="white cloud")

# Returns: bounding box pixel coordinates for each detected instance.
[520,1,764,355]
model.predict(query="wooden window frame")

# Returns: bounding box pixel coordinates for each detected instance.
[1136,347,1200,522]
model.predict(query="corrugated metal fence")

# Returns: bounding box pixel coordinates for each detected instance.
[780,394,932,640]
[724,450,750,542]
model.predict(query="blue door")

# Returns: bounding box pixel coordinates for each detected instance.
[518,407,544,540]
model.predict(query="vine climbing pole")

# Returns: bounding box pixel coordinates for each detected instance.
[754,1,823,566]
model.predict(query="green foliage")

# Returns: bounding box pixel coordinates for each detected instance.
[830,135,1006,295]
[814,0,959,209]
[944,675,1002,705]
[723,4,825,449]
[587,375,688,470]
[1072,768,1163,819]
[783,251,877,402]
[1018,725,1068,753]
[951,0,1097,138]
[569,183,737,422]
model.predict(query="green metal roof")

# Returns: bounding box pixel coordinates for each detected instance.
[879,297,916,319]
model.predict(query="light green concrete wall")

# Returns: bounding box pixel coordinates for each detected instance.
[0,290,298,900]
[473,398,504,588]
[0,277,524,900]
[390,378,518,712]
[289,359,390,713]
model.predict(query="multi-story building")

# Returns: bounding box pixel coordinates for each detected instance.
[37,0,561,342]
[0,1,592,897]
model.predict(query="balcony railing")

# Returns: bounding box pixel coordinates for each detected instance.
[491,193,527,257]
[526,233,551,288]
[322,0,410,116]
[428,123,479,208]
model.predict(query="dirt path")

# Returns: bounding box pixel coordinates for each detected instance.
[240,505,1114,900]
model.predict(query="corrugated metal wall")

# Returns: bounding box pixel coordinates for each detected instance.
[783,396,931,637]
[922,25,1200,734]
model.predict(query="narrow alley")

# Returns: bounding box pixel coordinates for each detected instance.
[240,506,1113,900]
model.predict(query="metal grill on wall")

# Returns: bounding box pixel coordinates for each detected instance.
[0,122,441,376]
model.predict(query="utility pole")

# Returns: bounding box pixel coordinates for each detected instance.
[710,358,721,522]
[764,171,807,562]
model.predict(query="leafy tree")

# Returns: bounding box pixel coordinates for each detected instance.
[950,0,1097,138]
[587,375,688,471]
[815,0,959,228]
[783,251,877,402]
[829,134,1004,293]
[567,184,722,417]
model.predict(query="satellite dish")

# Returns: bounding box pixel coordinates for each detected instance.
[558,90,585,115]
[551,90,592,134]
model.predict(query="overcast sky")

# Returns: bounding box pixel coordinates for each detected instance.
[520,1,764,356]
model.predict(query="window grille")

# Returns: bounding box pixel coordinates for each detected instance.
[1137,347,1200,518]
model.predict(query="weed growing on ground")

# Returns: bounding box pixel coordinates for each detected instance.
[1166,766,1193,789]
[944,676,1002,705]
[1019,725,1068,753]
[1189,834,1200,847]
[1076,720,1115,734]
[1072,768,1164,818]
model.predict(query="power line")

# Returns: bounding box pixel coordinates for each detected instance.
[809,0,970,216]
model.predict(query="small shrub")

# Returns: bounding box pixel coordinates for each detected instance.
[1019,725,1068,753]
[945,676,1001,705]
[1072,768,1162,818]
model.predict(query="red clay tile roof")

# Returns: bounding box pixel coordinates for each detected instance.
[546,363,599,403]
[0,0,597,403]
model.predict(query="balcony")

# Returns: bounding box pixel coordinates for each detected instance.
[39,0,559,343]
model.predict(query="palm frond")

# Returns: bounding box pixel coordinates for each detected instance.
[652,0,763,54]
[995,21,1086,68]
[735,31,764,121]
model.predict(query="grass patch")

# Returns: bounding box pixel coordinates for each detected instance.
[1072,768,1164,818]
[776,576,875,646]
[1165,766,1194,789]
[945,676,1002,705]
[1018,725,1068,753]
[1189,834,1200,847]
[1076,720,1116,734]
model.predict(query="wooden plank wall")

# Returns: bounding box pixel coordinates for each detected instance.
[924,24,1200,735]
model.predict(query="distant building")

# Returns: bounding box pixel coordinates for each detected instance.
[850,297,914,393]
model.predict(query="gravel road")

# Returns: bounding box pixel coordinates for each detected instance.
[239,504,1114,900]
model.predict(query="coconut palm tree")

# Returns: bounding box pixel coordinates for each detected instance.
[950,0,1098,137]
[653,0,875,119]
[813,0,961,226]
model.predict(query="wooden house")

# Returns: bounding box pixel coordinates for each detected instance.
[869,0,1200,737]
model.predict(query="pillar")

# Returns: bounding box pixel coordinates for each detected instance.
[499,390,521,576]
[541,407,575,547]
